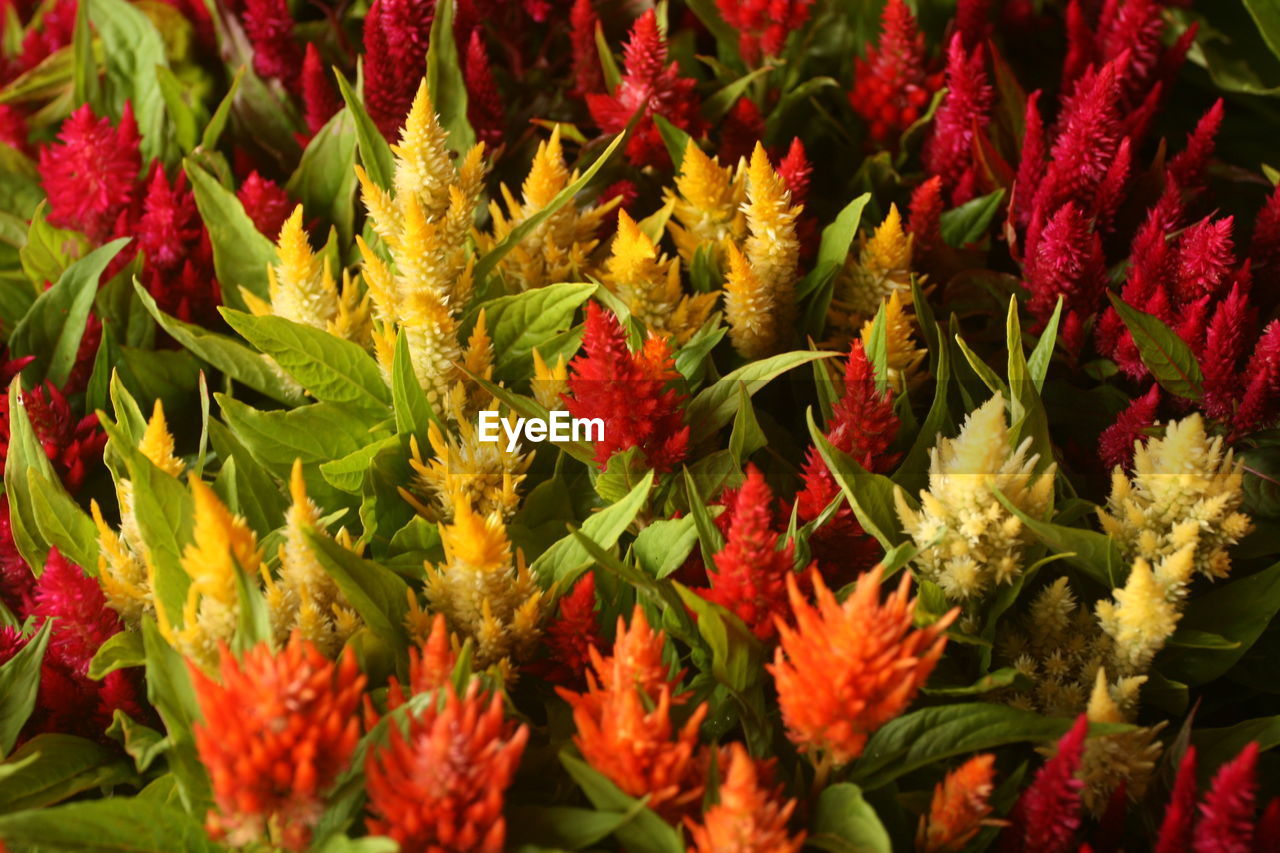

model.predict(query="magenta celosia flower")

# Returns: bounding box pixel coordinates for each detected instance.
[564,301,689,472]
[697,464,798,642]
[528,572,605,688]
[908,175,944,260]
[1200,284,1253,423]
[849,0,940,146]
[1194,741,1259,853]
[717,0,814,64]
[1155,746,1198,853]
[363,0,435,138]
[242,0,303,92]
[301,43,340,135]
[237,171,293,240]
[32,548,124,674]
[18,0,76,74]
[464,28,503,146]
[1235,320,1280,437]
[1001,714,1087,853]
[37,103,141,243]
[585,10,702,168]
[923,33,991,205]
[0,105,29,152]
[954,0,991,48]
[570,0,603,96]
[1022,202,1106,338]
[1169,99,1225,191]
[795,341,898,586]
[0,501,36,618]
[1251,183,1280,277]
[133,165,222,324]
[0,381,106,494]
[1098,384,1161,471]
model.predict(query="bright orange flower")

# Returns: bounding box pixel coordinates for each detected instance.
[770,565,955,765]
[557,605,708,822]
[385,611,456,712]
[364,681,528,853]
[686,743,805,853]
[917,753,998,852]
[190,634,365,851]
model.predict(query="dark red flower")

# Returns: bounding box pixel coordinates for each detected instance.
[570,0,603,96]
[1099,384,1161,471]
[849,0,940,146]
[529,572,604,687]
[0,382,106,494]
[37,103,141,243]
[132,165,222,324]
[1236,320,1280,436]
[363,0,436,139]
[923,33,991,205]
[1155,746,1198,853]
[908,175,944,260]
[0,105,29,152]
[300,43,340,135]
[1022,202,1106,340]
[1169,99,1225,191]
[237,171,293,240]
[719,96,765,165]
[242,0,302,92]
[1001,714,1087,853]
[1194,742,1259,853]
[32,548,124,674]
[565,301,689,472]
[464,28,503,146]
[717,0,814,64]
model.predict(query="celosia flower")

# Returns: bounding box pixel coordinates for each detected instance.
[1022,202,1106,342]
[134,164,222,324]
[1235,320,1280,436]
[1002,714,1087,853]
[365,681,528,852]
[32,548,125,673]
[570,0,603,95]
[665,139,746,267]
[0,501,36,618]
[464,28,504,146]
[1078,669,1163,814]
[1169,99,1225,191]
[796,340,899,585]
[362,0,436,138]
[585,10,702,168]
[481,126,614,291]
[1096,548,1194,674]
[565,301,690,471]
[260,460,361,657]
[301,43,340,135]
[604,209,715,343]
[0,105,30,152]
[696,464,796,641]
[859,289,927,392]
[908,175,944,261]
[1193,741,1259,853]
[1155,746,1199,853]
[0,381,106,494]
[36,102,140,243]
[191,636,364,851]
[686,742,804,853]
[530,347,568,411]
[160,477,264,670]
[1099,385,1161,471]
[849,0,940,145]
[923,34,991,205]
[834,203,914,328]
[242,0,302,92]
[719,96,766,164]
[528,571,604,688]
[236,171,293,239]
[716,0,813,64]
[424,492,543,673]
[770,564,954,765]
[557,605,708,821]
[917,754,997,853]
[895,394,1056,600]
[1097,413,1251,582]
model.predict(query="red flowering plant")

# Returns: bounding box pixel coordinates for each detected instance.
[1,1,1280,850]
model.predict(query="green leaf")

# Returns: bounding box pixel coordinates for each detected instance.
[232,557,273,654]
[809,783,892,853]
[807,409,902,549]
[139,618,210,812]
[531,469,655,585]
[8,239,129,385]
[424,0,476,157]
[593,447,649,504]
[701,67,772,121]
[653,115,693,172]
[939,189,1006,247]
[0,734,135,812]
[1107,291,1204,400]
[0,622,51,757]
[185,159,277,310]
[27,468,98,572]
[728,382,766,463]
[798,194,871,337]
[18,204,90,288]
[594,22,622,92]
[201,66,242,150]
[559,753,684,853]
[306,532,410,647]
[675,583,765,693]
[0,798,221,851]
[222,309,390,414]
[475,127,631,286]
[683,0,741,62]
[863,299,889,392]
[320,434,401,493]
[3,379,62,571]
[683,465,726,566]
[508,805,640,851]
[1244,0,1280,63]
[135,282,305,403]
[218,397,381,473]
[633,516,698,579]
[687,350,838,445]
[1027,295,1063,393]
[88,0,168,159]
[288,110,358,243]
[70,0,99,110]
[154,65,199,154]
[106,711,169,773]
[1192,714,1280,783]
[1160,560,1280,685]
[334,69,395,190]
[851,703,1093,790]
[391,327,439,438]
[460,282,595,381]
[992,489,1119,588]
[87,630,145,680]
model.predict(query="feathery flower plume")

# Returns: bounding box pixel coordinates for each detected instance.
[1097,414,1251,582]
[529,572,604,687]
[770,565,954,765]
[1095,548,1192,673]
[859,290,927,392]
[464,28,504,146]
[1235,320,1280,435]
[1155,746,1199,853]
[531,346,569,411]
[557,605,709,821]
[604,210,716,344]
[1022,202,1106,338]
[917,754,997,853]
[1,381,106,495]
[849,0,939,145]
[908,175,944,261]
[565,301,690,471]
[37,103,140,243]
[482,126,615,291]
[570,0,603,95]
[585,10,702,168]
[665,139,746,267]
[134,165,221,324]
[236,171,293,239]
[300,43,340,135]
[160,477,264,670]
[242,0,302,92]
[717,0,814,64]
[260,460,361,657]
[696,464,796,641]
[1002,715,1087,853]
[191,637,364,851]
[1193,741,1259,853]
[1098,385,1161,471]
[895,395,1056,600]
[1078,669,1163,814]
[686,742,805,853]
[1169,99,1225,190]
[923,34,991,205]
[32,548,125,673]
[365,681,528,852]
[424,492,543,674]
[362,0,436,138]
[834,204,914,328]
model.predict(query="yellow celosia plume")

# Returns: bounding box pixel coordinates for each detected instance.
[859,290,927,392]
[531,347,568,411]
[834,204,915,332]
[603,209,715,343]
[666,139,745,265]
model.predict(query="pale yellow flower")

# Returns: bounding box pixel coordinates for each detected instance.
[1095,548,1194,673]
[531,347,568,411]
[1078,669,1164,814]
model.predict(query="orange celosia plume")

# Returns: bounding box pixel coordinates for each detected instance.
[364,681,528,852]
[770,565,955,765]
[917,753,998,852]
[686,743,805,853]
[557,605,708,821]
[190,634,365,851]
